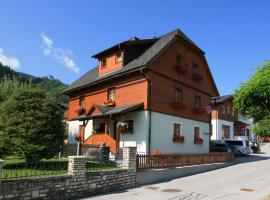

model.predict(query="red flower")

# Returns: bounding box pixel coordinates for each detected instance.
[173,134,185,143]
[75,134,81,142]
[194,137,203,144]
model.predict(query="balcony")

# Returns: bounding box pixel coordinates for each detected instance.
[175,64,187,74]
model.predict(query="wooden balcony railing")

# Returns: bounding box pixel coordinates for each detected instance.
[84,133,117,155]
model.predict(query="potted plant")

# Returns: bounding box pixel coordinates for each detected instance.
[194,137,203,145]
[173,134,185,143]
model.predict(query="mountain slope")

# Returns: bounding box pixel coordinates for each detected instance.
[0,63,69,104]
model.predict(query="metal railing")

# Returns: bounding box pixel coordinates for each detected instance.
[1,161,68,180]
[86,158,119,172]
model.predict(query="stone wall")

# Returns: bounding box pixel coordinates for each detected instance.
[0,147,137,200]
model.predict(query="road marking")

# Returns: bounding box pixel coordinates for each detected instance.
[145,186,159,191]
[240,188,255,192]
[162,189,182,193]
[168,191,208,200]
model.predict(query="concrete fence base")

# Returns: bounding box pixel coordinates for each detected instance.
[136,162,234,185]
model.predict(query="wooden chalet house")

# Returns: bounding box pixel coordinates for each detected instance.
[63,29,219,155]
[211,95,254,141]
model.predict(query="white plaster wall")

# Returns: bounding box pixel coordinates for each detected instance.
[151,112,210,153]
[67,120,93,144]
[119,111,149,154]
[84,120,93,140]
[211,119,234,141]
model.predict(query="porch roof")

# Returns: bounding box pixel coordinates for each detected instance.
[234,120,250,127]
[71,102,144,121]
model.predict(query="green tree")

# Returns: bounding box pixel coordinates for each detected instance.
[234,61,270,122]
[253,116,270,138]
[0,86,65,162]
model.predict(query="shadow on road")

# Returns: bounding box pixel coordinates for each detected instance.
[233,153,270,165]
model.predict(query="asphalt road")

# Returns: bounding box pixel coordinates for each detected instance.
[83,144,270,200]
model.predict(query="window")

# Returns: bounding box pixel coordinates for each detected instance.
[101,59,107,68]
[107,88,115,102]
[174,88,183,104]
[194,96,201,109]
[79,96,85,109]
[222,125,230,139]
[221,105,225,114]
[125,120,134,133]
[194,127,200,139]
[226,105,231,114]
[173,123,181,136]
[192,63,198,74]
[116,53,123,63]
[96,122,105,133]
[176,54,182,65]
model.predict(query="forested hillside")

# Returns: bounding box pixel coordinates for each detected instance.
[0,62,69,104]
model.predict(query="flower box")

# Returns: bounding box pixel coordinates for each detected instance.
[75,134,82,142]
[173,134,185,143]
[192,73,203,81]
[74,107,85,115]
[194,137,203,145]
[104,100,115,107]
[193,107,206,114]
[175,64,187,74]
[172,102,188,109]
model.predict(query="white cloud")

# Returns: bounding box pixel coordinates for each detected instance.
[41,34,53,47]
[41,34,80,73]
[0,48,21,70]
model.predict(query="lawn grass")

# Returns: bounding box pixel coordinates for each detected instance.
[1,156,119,179]
[1,156,69,179]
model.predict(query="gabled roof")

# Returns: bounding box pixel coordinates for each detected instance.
[63,29,210,95]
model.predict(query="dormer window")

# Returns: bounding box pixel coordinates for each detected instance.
[101,59,107,68]
[116,53,123,63]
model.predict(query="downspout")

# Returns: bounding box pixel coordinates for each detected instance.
[140,68,152,153]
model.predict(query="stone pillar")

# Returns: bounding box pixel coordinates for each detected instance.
[68,156,87,177]
[121,147,137,171]
[0,159,3,183]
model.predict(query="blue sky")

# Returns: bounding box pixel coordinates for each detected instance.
[0,0,270,95]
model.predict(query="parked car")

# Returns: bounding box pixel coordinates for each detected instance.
[251,142,261,153]
[210,142,234,153]
[225,139,251,156]
[263,137,270,143]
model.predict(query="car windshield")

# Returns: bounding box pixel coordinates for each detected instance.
[225,140,243,146]
[245,141,250,146]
